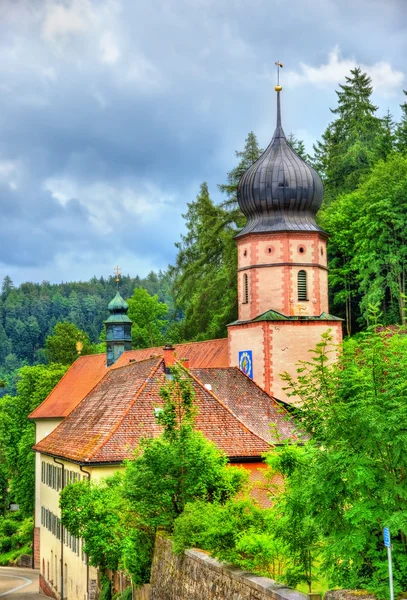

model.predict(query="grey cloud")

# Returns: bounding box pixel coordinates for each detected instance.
[0,0,405,284]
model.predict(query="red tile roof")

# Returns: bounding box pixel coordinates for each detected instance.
[29,353,108,419]
[34,358,273,462]
[190,368,298,444]
[33,357,162,460]
[29,338,228,420]
[114,338,228,369]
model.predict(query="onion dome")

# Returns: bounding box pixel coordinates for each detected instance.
[105,291,132,325]
[107,291,129,314]
[236,90,324,237]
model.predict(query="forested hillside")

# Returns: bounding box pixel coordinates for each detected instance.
[0,271,175,369]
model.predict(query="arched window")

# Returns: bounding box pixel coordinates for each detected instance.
[297,270,307,301]
[243,273,249,304]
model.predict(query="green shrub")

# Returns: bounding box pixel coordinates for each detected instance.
[13,517,33,548]
[0,519,19,538]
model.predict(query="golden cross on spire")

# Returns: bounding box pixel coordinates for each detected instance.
[275,61,283,91]
[114,265,121,288]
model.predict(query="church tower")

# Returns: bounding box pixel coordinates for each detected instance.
[105,275,132,367]
[228,77,342,403]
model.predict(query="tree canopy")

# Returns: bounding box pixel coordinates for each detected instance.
[267,327,407,598]
[45,322,93,365]
[0,363,67,515]
[127,287,169,348]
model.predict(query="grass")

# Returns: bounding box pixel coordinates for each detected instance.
[296,560,334,596]
[0,545,31,566]
[297,575,331,596]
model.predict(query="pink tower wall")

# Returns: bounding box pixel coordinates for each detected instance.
[228,320,342,404]
[237,232,328,320]
[229,230,343,404]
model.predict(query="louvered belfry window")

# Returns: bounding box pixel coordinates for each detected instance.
[243,273,249,304]
[298,270,308,301]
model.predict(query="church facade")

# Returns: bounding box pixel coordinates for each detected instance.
[29,86,342,600]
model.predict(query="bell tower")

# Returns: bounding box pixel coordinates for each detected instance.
[105,267,132,367]
[228,69,342,403]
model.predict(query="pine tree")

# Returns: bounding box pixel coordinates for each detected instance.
[395,90,407,154]
[1,276,14,300]
[312,67,382,203]
[171,183,237,340]
[218,131,263,216]
[314,68,384,332]
[287,133,310,161]
[377,109,396,160]
[171,133,264,341]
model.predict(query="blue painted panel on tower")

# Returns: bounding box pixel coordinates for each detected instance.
[239,350,253,379]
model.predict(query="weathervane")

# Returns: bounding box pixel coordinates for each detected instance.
[275,61,283,92]
[114,265,121,289]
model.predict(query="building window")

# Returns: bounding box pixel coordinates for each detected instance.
[243,274,249,304]
[298,270,308,301]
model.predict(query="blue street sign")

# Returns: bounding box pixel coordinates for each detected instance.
[384,527,391,548]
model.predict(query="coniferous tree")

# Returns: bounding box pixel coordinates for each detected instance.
[218,131,263,211]
[313,68,382,203]
[396,90,407,154]
[315,68,384,332]
[171,182,237,340]
[287,133,310,161]
[1,276,14,300]
[377,109,396,160]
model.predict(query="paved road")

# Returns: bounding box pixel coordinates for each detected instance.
[0,567,42,600]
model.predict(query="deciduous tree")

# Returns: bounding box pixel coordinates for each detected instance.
[127,288,168,348]
[45,322,93,365]
[268,329,407,598]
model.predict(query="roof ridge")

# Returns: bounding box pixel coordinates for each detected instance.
[110,354,162,371]
[175,337,227,347]
[86,357,163,462]
[186,367,272,448]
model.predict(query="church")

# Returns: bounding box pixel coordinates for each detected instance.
[29,84,342,600]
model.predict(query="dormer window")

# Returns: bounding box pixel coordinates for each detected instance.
[298,270,308,301]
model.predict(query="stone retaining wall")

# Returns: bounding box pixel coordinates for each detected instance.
[325,591,376,600]
[150,535,309,600]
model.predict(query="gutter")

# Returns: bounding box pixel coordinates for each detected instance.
[33,450,124,468]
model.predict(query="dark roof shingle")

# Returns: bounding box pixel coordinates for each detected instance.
[190,367,298,444]
[34,359,274,462]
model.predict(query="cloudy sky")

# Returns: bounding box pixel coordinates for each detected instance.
[0,0,406,285]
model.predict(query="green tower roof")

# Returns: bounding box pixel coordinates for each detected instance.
[108,291,129,312]
[105,291,132,324]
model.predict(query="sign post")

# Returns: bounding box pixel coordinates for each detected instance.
[383,527,394,600]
